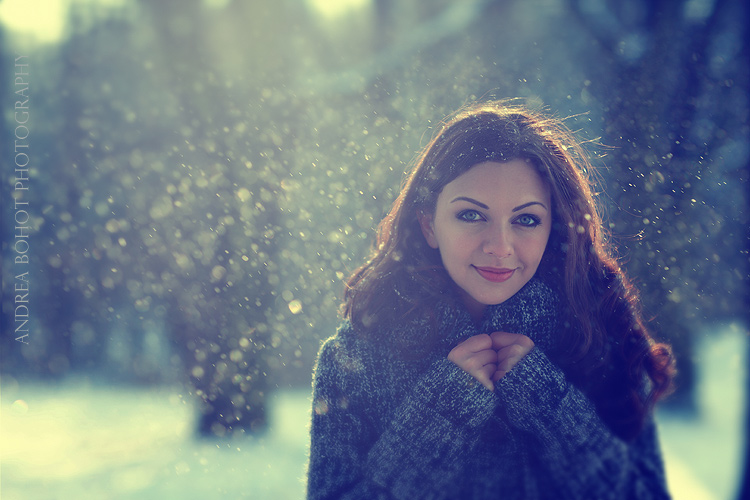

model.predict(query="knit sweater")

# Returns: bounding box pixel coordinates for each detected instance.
[306,279,671,500]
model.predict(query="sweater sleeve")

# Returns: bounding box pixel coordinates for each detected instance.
[495,347,671,500]
[306,335,497,500]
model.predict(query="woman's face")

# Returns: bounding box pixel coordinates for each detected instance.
[419,160,552,319]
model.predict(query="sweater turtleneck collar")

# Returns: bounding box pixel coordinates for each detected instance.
[384,278,560,357]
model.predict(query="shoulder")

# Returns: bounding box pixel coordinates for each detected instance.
[312,321,411,426]
[313,321,386,391]
[315,322,367,372]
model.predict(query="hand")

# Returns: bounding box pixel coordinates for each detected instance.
[490,332,534,383]
[447,334,497,391]
[448,333,535,391]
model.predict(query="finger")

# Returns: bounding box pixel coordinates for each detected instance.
[490,331,533,350]
[497,356,521,373]
[449,335,493,364]
[496,343,530,360]
[463,349,498,372]
[489,331,519,349]
[458,334,493,353]
[457,360,495,391]
[475,364,496,391]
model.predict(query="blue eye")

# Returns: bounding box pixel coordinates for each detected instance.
[457,209,485,222]
[515,214,541,227]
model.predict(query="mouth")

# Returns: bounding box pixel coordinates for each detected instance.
[473,266,516,283]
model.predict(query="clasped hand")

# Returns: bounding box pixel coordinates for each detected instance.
[447,332,534,391]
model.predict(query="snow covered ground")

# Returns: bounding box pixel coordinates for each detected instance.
[657,323,746,500]
[1,324,745,500]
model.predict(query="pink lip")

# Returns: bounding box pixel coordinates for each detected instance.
[474,266,515,283]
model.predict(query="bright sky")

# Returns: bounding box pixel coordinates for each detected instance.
[306,0,370,20]
[0,0,370,44]
[0,0,127,45]
[0,0,69,44]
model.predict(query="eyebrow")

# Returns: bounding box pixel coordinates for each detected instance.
[450,196,488,209]
[512,201,548,212]
[450,197,548,212]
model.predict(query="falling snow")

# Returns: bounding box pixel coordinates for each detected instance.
[0,0,747,498]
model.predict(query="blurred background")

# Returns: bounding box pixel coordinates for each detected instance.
[0,0,747,498]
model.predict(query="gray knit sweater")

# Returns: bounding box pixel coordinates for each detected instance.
[306,279,671,499]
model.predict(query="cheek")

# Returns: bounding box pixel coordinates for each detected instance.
[524,233,551,262]
[435,221,472,252]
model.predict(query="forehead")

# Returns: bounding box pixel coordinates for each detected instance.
[440,160,550,202]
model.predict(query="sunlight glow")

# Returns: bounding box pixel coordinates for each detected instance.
[0,0,128,45]
[306,0,370,21]
[0,0,68,44]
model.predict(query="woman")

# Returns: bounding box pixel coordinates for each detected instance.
[307,101,675,499]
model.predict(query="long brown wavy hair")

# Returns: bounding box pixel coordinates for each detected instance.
[343,100,675,440]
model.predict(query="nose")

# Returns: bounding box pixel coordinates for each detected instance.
[483,225,513,258]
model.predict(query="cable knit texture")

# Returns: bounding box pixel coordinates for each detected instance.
[306,279,671,499]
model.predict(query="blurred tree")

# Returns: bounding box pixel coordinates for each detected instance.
[136,0,303,436]
[561,0,749,408]
[1,29,85,376]
[34,9,162,380]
